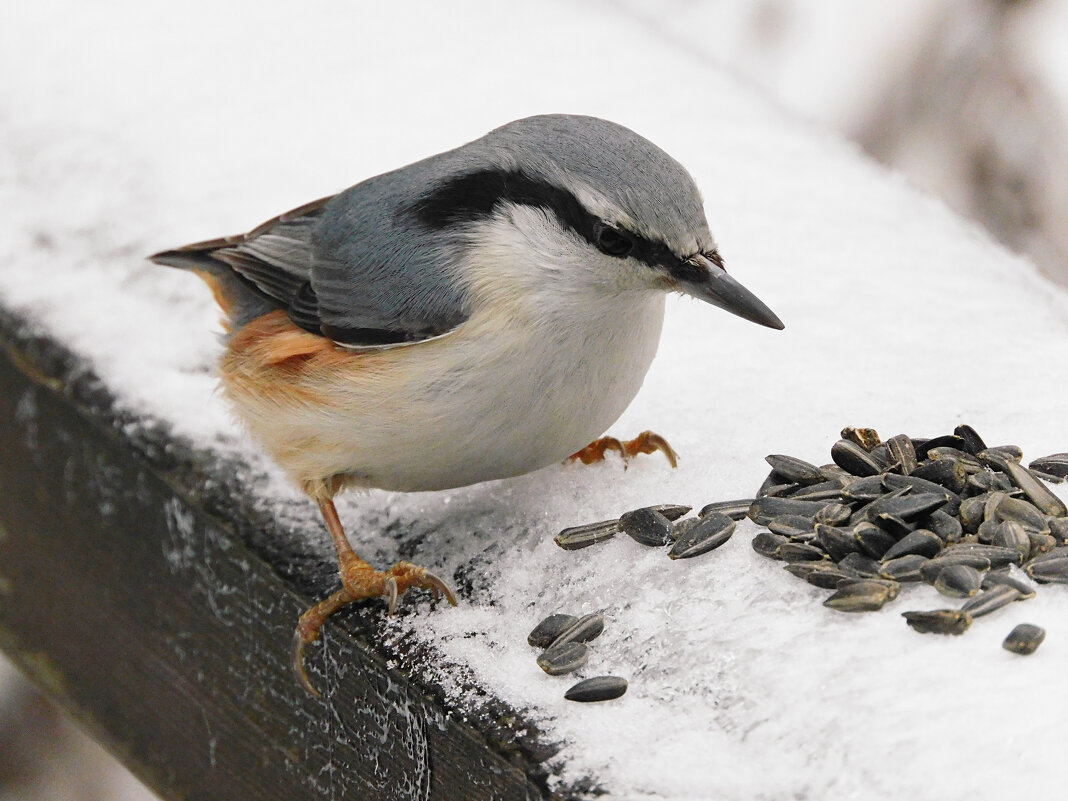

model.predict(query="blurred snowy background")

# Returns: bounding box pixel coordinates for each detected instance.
[3,0,1068,799]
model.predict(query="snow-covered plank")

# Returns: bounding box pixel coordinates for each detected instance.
[1,1,1067,800]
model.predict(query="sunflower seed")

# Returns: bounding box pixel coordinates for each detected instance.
[1048,517,1068,542]
[854,522,898,559]
[791,481,848,501]
[980,567,1036,599]
[853,492,948,526]
[528,614,579,648]
[698,499,753,520]
[911,459,968,492]
[646,504,693,522]
[982,445,1024,463]
[669,513,735,559]
[932,565,983,598]
[555,519,620,550]
[837,551,883,578]
[879,554,930,582]
[882,529,943,561]
[886,434,918,475]
[768,515,817,540]
[918,554,991,583]
[765,454,825,485]
[824,580,893,612]
[550,612,605,647]
[748,497,831,526]
[1024,553,1068,584]
[1030,469,1066,484]
[537,640,589,675]
[960,584,1021,617]
[620,508,674,546]
[785,562,850,589]
[1028,453,1068,479]
[780,542,828,562]
[927,447,983,473]
[992,521,1031,560]
[991,458,1068,518]
[836,576,901,599]
[914,435,968,460]
[831,439,883,477]
[993,497,1050,535]
[954,424,988,456]
[752,531,788,559]
[941,543,1024,568]
[815,524,859,562]
[565,675,628,702]
[842,475,888,502]
[923,509,963,543]
[903,609,972,635]
[815,503,853,527]
[1002,623,1045,655]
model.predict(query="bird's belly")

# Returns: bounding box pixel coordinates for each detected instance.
[318,294,667,492]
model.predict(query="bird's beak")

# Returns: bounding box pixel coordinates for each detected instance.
[676,253,785,330]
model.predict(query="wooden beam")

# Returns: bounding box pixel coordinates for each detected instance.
[0,309,558,801]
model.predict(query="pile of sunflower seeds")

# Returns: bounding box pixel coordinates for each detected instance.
[527,612,628,702]
[740,425,1065,651]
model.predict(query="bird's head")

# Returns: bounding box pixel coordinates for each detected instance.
[409,114,783,330]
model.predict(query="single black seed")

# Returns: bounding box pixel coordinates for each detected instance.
[748,496,830,526]
[780,542,828,562]
[765,454,824,485]
[836,551,883,578]
[1002,624,1045,655]
[668,513,735,559]
[620,508,674,546]
[824,580,892,612]
[960,584,1021,617]
[831,439,882,477]
[914,435,967,460]
[918,554,991,583]
[815,523,859,562]
[1028,453,1068,479]
[565,675,628,702]
[550,612,605,648]
[981,568,1036,599]
[842,475,887,502]
[902,609,972,635]
[646,504,693,522]
[911,459,968,493]
[768,515,817,540]
[879,554,929,582]
[886,434,918,475]
[528,613,579,648]
[555,519,620,550]
[752,531,788,560]
[932,565,983,598]
[881,529,943,561]
[923,509,963,543]
[854,523,897,559]
[537,640,589,675]
[698,499,753,520]
[953,424,988,456]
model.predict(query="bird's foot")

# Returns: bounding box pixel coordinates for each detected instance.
[293,557,457,696]
[568,430,679,469]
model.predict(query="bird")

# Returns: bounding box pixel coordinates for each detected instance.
[151,114,784,694]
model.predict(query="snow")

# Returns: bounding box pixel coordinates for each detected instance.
[3,1,1068,799]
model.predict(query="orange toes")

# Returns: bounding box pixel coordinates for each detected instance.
[568,431,678,469]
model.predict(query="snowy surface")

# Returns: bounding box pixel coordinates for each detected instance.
[3,2,1068,800]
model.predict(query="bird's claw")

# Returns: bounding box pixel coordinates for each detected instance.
[293,561,457,696]
[568,430,678,469]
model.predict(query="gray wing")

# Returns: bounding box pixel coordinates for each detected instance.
[150,164,472,346]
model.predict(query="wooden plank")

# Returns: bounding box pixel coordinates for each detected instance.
[0,309,557,801]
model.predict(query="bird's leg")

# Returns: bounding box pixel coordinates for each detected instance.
[292,498,457,696]
[568,430,679,469]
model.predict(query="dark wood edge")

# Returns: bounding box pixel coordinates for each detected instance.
[0,305,581,801]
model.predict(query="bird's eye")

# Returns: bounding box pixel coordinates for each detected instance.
[596,225,634,258]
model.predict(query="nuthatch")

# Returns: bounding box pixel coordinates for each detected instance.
[151,114,783,694]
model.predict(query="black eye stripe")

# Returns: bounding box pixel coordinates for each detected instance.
[408,168,683,272]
